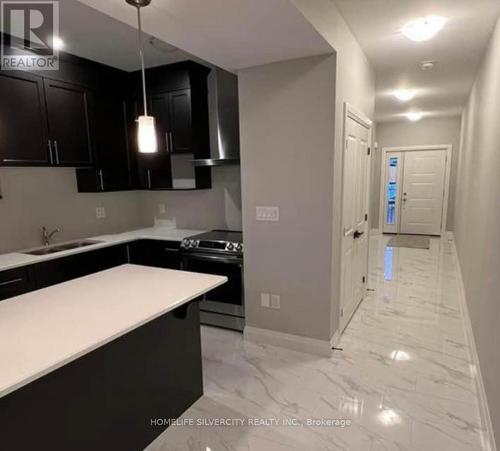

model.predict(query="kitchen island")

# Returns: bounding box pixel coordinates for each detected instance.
[0,265,226,451]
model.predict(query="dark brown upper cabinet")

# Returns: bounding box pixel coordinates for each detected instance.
[128,62,212,191]
[167,89,192,154]
[76,93,132,192]
[0,71,50,166]
[44,79,94,167]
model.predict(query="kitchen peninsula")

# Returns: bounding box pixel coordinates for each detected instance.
[0,264,226,450]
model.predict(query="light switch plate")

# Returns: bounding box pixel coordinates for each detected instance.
[158,203,166,214]
[96,207,106,219]
[261,293,270,308]
[271,294,281,309]
[256,206,279,222]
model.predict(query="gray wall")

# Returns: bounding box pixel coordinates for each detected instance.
[373,116,462,231]
[239,55,336,341]
[139,165,242,230]
[0,165,242,254]
[0,168,144,253]
[292,0,376,335]
[454,15,500,446]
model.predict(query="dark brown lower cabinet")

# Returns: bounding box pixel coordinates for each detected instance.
[0,240,182,302]
[0,266,36,301]
[34,245,128,289]
[0,301,203,451]
[128,240,182,269]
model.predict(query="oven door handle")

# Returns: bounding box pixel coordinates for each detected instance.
[183,253,243,266]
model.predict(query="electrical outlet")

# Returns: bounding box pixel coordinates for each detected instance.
[158,203,166,214]
[256,206,279,222]
[96,207,106,219]
[271,294,281,309]
[261,293,270,308]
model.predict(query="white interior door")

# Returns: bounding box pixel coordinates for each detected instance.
[340,115,370,333]
[400,150,447,235]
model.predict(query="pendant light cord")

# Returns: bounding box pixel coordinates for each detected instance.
[136,5,148,116]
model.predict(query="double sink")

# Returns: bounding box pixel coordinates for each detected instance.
[24,240,104,256]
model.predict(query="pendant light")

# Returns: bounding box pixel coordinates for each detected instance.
[126,0,157,153]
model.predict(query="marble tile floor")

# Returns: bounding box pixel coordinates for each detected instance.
[146,235,487,451]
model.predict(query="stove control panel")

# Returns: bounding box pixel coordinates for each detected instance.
[181,239,243,254]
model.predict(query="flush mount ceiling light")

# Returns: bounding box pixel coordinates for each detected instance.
[126,0,158,154]
[393,89,416,102]
[402,16,446,42]
[406,111,424,122]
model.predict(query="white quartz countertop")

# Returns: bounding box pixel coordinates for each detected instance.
[0,264,227,398]
[0,226,206,272]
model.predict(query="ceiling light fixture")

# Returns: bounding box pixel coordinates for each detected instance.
[406,112,424,122]
[126,0,157,154]
[393,89,416,102]
[402,16,446,42]
[52,36,65,51]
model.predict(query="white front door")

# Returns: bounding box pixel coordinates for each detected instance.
[340,114,370,333]
[400,150,447,236]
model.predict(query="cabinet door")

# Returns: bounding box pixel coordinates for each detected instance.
[0,72,50,166]
[35,245,128,288]
[77,96,131,192]
[128,240,182,269]
[168,89,193,154]
[44,79,94,166]
[0,266,36,301]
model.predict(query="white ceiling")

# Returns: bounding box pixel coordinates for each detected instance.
[334,0,500,122]
[58,0,204,71]
[76,0,333,71]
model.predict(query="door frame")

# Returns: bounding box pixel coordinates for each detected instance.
[378,144,453,236]
[338,103,373,334]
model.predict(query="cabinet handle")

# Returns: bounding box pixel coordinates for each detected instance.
[165,132,170,153]
[169,132,174,152]
[147,169,152,189]
[48,140,54,165]
[98,169,104,191]
[53,140,60,165]
[0,278,23,287]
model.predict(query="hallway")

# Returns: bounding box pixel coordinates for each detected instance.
[148,235,486,450]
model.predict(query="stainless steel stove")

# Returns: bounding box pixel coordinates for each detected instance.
[181,230,244,331]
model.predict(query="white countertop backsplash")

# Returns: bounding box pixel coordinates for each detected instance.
[0,264,226,398]
[0,226,207,272]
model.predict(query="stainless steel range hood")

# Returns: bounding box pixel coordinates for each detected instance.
[193,67,240,167]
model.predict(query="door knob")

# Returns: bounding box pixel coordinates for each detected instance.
[353,230,364,239]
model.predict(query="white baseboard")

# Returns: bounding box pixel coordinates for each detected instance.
[244,326,332,357]
[330,330,341,348]
[453,242,497,451]
[370,228,380,236]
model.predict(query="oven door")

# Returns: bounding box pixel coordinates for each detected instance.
[182,252,244,317]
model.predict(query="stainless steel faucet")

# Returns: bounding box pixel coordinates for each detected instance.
[41,226,62,246]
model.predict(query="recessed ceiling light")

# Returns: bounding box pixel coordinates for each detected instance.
[52,36,65,50]
[406,112,424,122]
[393,89,416,102]
[402,16,446,42]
